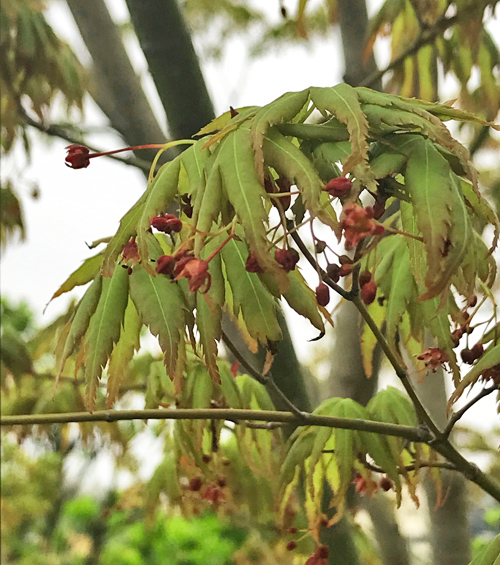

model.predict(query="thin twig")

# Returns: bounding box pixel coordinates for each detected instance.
[221,330,308,418]
[24,115,153,173]
[443,384,500,439]
[361,458,458,474]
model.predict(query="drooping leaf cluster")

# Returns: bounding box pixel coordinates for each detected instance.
[54,84,499,414]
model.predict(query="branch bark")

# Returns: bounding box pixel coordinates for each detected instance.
[124,0,215,140]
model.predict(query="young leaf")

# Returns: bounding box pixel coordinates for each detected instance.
[180,138,211,194]
[282,269,325,334]
[217,128,285,285]
[84,265,129,412]
[262,128,340,234]
[57,274,103,375]
[196,235,225,382]
[250,88,310,183]
[129,264,185,377]
[136,158,182,275]
[221,238,282,345]
[102,202,144,277]
[50,252,103,300]
[106,298,142,408]
[310,84,376,191]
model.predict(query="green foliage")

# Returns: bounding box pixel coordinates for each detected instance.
[0,0,85,153]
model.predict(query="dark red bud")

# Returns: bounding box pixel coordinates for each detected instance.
[460,348,476,364]
[468,295,478,307]
[316,283,330,306]
[372,224,385,236]
[323,177,352,197]
[202,454,212,464]
[286,541,297,551]
[245,252,264,273]
[151,214,182,234]
[380,476,393,491]
[315,240,326,253]
[275,248,300,272]
[359,270,372,288]
[361,280,377,305]
[156,255,176,275]
[189,477,203,491]
[326,263,341,283]
[317,546,329,558]
[470,342,484,360]
[287,527,298,534]
[65,145,90,169]
[339,263,353,277]
[338,255,353,265]
[217,477,227,488]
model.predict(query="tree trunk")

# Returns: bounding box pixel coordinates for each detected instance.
[124,0,215,140]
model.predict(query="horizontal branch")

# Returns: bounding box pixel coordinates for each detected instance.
[0,408,428,441]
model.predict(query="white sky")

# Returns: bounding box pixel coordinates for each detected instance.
[1,0,499,432]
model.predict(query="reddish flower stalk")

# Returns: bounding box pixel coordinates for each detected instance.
[206,232,235,263]
[65,143,165,169]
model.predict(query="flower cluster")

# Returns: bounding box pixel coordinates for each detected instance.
[417,348,450,372]
[151,214,182,234]
[340,203,385,250]
[305,545,329,565]
[65,145,90,169]
[275,248,299,272]
[322,176,352,198]
[156,249,211,293]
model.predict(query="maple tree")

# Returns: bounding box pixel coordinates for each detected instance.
[2,1,500,564]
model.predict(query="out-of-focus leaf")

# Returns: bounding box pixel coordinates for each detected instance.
[469,534,500,565]
[282,269,325,334]
[0,330,33,378]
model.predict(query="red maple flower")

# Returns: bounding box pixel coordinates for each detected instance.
[275,248,300,272]
[323,176,352,197]
[175,258,211,293]
[340,203,385,249]
[245,252,264,273]
[417,348,450,372]
[121,237,140,267]
[315,283,330,306]
[156,255,176,276]
[65,145,90,169]
[151,214,183,234]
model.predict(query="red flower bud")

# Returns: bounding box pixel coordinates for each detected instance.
[461,348,476,364]
[189,477,203,491]
[361,280,377,304]
[156,255,176,275]
[323,177,352,197]
[326,263,341,283]
[316,283,330,306]
[339,263,353,277]
[380,476,393,491]
[65,145,90,169]
[245,252,264,273]
[286,541,297,551]
[275,248,299,272]
[470,342,484,360]
[151,214,182,234]
[287,527,298,534]
[315,240,326,253]
[359,270,372,288]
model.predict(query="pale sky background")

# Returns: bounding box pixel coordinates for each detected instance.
[2,0,499,441]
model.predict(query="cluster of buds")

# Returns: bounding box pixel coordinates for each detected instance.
[120,238,140,272]
[461,343,484,364]
[245,252,264,273]
[417,348,450,372]
[151,214,182,234]
[275,248,299,272]
[340,203,385,250]
[322,176,352,198]
[156,249,211,293]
